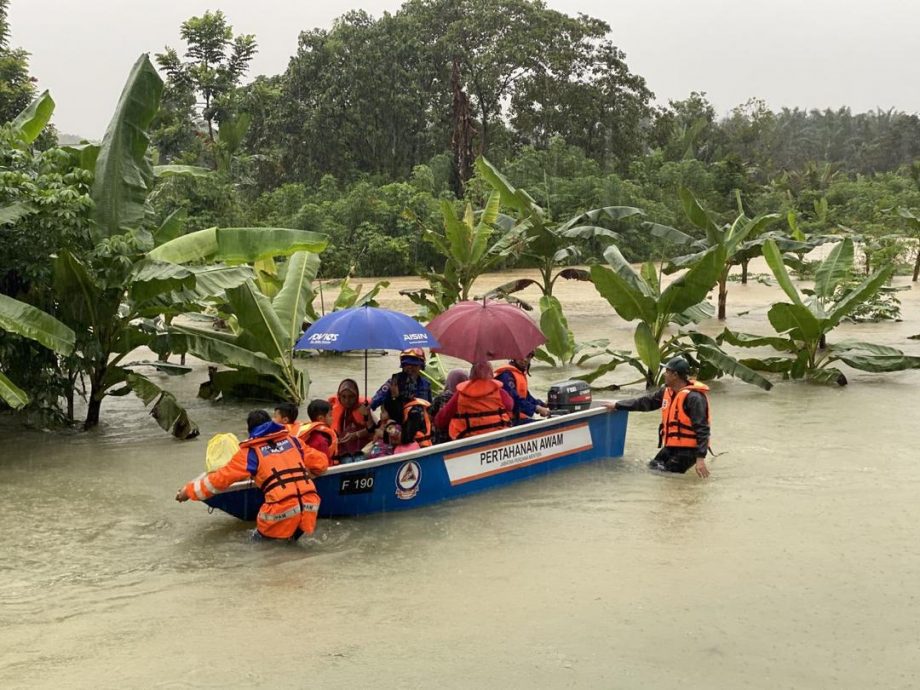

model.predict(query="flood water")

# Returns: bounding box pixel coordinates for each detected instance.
[1,268,918,689]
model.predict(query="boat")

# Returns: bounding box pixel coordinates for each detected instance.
[203,405,628,520]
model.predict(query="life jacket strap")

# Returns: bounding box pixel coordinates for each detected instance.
[456,419,509,439]
[260,466,311,497]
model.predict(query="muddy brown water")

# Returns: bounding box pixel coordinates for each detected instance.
[1,265,918,688]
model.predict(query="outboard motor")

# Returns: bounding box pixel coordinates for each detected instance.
[547,380,592,415]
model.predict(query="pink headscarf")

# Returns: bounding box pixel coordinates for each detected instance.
[445,368,469,393]
[469,361,494,381]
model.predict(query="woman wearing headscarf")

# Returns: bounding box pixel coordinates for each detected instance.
[328,378,376,463]
[429,368,469,444]
[434,361,513,440]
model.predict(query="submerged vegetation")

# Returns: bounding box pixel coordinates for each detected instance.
[0,0,919,434]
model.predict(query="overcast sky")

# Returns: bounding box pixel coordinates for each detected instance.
[8,0,919,137]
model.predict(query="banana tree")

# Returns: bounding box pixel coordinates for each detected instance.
[51,55,327,435]
[896,208,920,282]
[0,293,75,409]
[588,244,772,390]
[173,251,321,403]
[401,191,525,320]
[475,156,643,364]
[651,188,779,320]
[719,238,920,385]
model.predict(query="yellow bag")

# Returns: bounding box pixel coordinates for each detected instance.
[206,433,240,471]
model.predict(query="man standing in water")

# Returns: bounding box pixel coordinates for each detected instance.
[605,357,711,478]
[176,410,329,540]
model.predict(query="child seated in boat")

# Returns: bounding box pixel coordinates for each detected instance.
[366,420,420,458]
[273,401,338,462]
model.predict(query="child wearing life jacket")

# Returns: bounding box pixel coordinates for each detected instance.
[273,400,338,462]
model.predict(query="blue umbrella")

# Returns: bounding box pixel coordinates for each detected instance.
[294,306,440,396]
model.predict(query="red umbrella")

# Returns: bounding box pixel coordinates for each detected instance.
[427,300,546,363]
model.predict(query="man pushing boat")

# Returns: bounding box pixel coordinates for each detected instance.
[175,410,329,540]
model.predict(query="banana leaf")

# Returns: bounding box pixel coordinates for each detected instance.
[0,371,30,409]
[679,187,721,244]
[763,239,804,305]
[0,293,75,355]
[124,371,198,438]
[695,344,772,390]
[658,246,725,317]
[475,156,543,217]
[808,367,847,386]
[633,322,660,373]
[92,55,163,239]
[673,301,715,326]
[174,327,288,379]
[590,263,657,324]
[767,303,824,342]
[53,251,102,331]
[226,282,289,361]
[273,251,321,352]
[539,295,575,364]
[153,165,212,178]
[719,328,799,352]
[128,259,196,303]
[469,193,501,262]
[828,341,920,372]
[813,237,854,300]
[723,214,779,256]
[11,90,54,146]
[640,262,660,293]
[738,356,795,373]
[149,227,328,264]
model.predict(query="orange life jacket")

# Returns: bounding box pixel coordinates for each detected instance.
[449,379,511,440]
[296,420,339,460]
[248,430,322,539]
[659,381,711,449]
[328,395,370,434]
[494,364,529,421]
[403,398,432,448]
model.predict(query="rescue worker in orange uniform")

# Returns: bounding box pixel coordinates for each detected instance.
[495,352,549,424]
[435,361,514,440]
[605,357,711,478]
[175,410,330,539]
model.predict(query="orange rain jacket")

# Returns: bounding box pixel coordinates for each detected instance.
[184,421,329,539]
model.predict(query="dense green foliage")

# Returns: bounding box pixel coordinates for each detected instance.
[1,1,919,431]
[0,0,34,124]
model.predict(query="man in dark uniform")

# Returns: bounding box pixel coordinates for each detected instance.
[605,356,711,478]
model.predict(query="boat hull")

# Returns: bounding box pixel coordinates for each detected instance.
[203,406,627,519]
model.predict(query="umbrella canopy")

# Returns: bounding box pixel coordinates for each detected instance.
[294,306,439,396]
[295,306,439,352]
[427,300,545,363]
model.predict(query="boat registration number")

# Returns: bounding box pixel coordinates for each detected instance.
[338,472,376,495]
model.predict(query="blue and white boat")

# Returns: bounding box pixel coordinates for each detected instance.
[203,405,628,520]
